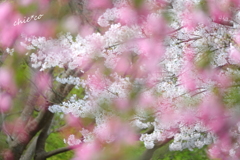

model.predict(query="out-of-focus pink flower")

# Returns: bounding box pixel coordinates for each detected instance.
[80,25,94,37]
[234,32,240,45]
[179,49,197,91]
[114,55,131,75]
[158,100,179,125]
[0,2,23,47]
[144,71,162,88]
[36,0,51,11]
[0,2,12,21]
[198,94,226,133]
[118,6,138,25]
[62,16,81,34]
[0,68,13,89]
[114,98,133,112]
[23,21,56,37]
[208,144,223,159]
[181,3,210,31]
[96,118,138,145]
[0,68,17,95]
[138,92,156,108]
[34,72,52,93]
[208,134,233,160]
[136,39,164,76]
[180,63,196,92]
[13,38,28,54]
[145,15,168,38]
[179,109,197,125]
[138,39,164,59]
[88,0,113,9]
[208,0,232,25]
[229,47,240,63]
[66,114,82,127]
[0,93,12,113]
[213,69,231,88]
[86,72,107,91]
[3,119,29,142]
[17,0,50,7]
[17,0,34,6]
[2,150,14,160]
[72,142,100,160]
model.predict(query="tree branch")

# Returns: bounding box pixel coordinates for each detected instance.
[34,114,54,160]
[20,136,38,160]
[44,146,73,158]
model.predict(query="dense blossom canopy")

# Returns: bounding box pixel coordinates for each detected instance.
[2,0,240,160]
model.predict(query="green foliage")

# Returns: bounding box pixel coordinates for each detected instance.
[0,133,7,151]
[14,60,30,88]
[196,49,214,69]
[68,87,85,99]
[45,132,74,160]
[133,0,145,8]
[17,3,38,15]
[162,10,174,23]
[97,142,146,160]
[224,86,240,107]
[198,0,208,13]
[152,146,210,160]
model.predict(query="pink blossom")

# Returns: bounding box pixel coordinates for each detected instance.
[234,32,240,45]
[180,67,196,92]
[2,150,14,160]
[0,68,13,89]
[208,0,232,25]
[34,72,51,93]
[62,16,82,34]
[118,6,138,25]
[208,134,233,160]
[154,0,168,8]
[145,15,168,38]
[22,21,56,37]
[137,39,164,75]
[198,94,226,133]
[0,2,23,47]
[72,142,100,160]
[0,93,11,113]
[144,71,163,88]
[114,98,130,111]
[179,50,197,91]
[0,2,12,22]
[229,47,240,64]
[198,67,231,88]
[66,114,82,128]
[78,24,95,37]
[3,119,29,142]
[138,91,156,108]
[157,100,179,125]
[181,3,209,31]
[17,0,34,6]
[18,0,50,7]
[87,0,113,9]
[0,68,16,95]
[86,72,107,91]
[96,118,138,145]
[114,55,131,75]
[213,69,231,88]
[208,145,222,159]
